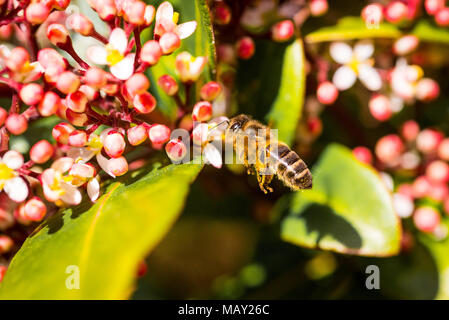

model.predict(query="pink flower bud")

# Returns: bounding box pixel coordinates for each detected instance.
[400,120,420,141]
[417,129,443,154]
[393,35,419,56]
[56,71,80,94]
[5,114,28,135]
[416,78,440,102]
[192,123,209,146]
[84,67,108,88]
[20,83,44,105]
[68,130,88,147]
[361,4,384,25]
[412,176,432,198]
[23,197,47,222]
[375,134,404,164]
[217,44,236,64]
[0,108,6,126]
[125,73,150,96]
[435,7,449,26]
[95,0,117,21]
[148,124,170,144]
[67,13,94,36]
[0,235,13,254]
[307,117,322,136]
[236,36,255,60]
[426,160,449,183]
[438,138,449,161]
[316,81,338,105]
[123,0,146,25]
[108,156,128,176]
[144,5,155,25]
[38,91,62,117]
[47,23,70,45]
[397,183,414,198]
[214,2,231,25]
[127,124,147,146]
[444,197,449,215]
[133,92,156,114]
[103,130,126,158]
[271,20,294,42]
[192,101,212,122]
[79,85,99,101]
[52,122,75,144]
[414,207,440,233]
[159,32,181,54]
[0,24,13,40]
[66,91,88,113]
[165,139,187,162]
[352,146,373,164]
[369,94,392,121]
[140,40,162,65]
[157,74,178,96]
[66,109,88,127]
[69,162,96,178]
[30,140,53,163]
[0,265,6,282]
[309,0,328,16]
[425,0,445,15]
[25,3,50,25]
[5,47,29,72]
[200,81,221,101]
[385,1,408,23]
[52,0,70,10]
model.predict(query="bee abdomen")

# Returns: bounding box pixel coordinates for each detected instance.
[277,150,312,190]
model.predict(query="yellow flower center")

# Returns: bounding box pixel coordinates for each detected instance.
[0,163,14,180]
[19,61,34,74]
[87,135,103,152]
[348,58,360,74]
[173,12,179,24]
[106,44,124,66]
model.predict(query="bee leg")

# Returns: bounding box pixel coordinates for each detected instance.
[256,171,274,194]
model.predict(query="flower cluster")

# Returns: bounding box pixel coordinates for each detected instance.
[0,0,224,279]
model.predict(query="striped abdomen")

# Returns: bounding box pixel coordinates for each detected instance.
[268,142,313,190]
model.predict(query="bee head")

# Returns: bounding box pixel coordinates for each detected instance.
[227,114,251,133]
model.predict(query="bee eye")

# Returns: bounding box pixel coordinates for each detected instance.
[230,123,240,131]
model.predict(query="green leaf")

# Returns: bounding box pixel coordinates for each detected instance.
[0,163,203,299]
[280,144,401,256]
[145,0,216,119]
[305,17,401,43]
[412,20,449,44]
[265,39,305,145]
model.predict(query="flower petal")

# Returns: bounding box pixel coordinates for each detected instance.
[52,157,74,173]
[329,42,353,64]
[354,40,374,61]
[110,54,135,80]
[87,177,100,202]
[156,1,174,22]
[66,147,96,162]
[87,45,108,65]
[109,28,128,54]
[176,21,197,39]
[2,150,24,170]
[96,153,115,178]
[358,64,382,91]
[4,177,28,203]
[59,182,82,206]
[332,66,357,91]
[204,143,222,169]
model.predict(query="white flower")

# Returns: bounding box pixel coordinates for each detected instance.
[0,150,28,203]
[154,1,197,39]
[87,28,135,80]
[0,45,43,83]
[390,58,422,101]
[330,40,382,91]
[41,157,82,206]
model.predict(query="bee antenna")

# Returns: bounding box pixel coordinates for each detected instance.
[208,119,230,133]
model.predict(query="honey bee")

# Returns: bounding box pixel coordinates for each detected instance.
[223,114,313,193]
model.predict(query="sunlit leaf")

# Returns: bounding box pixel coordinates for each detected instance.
[266,39,306,145]
[280,144,401,256]
[412,20,449,44]
[0,163,203,299]
[305,17,401,43]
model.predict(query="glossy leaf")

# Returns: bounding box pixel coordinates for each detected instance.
[0,163,203,299]
[412,20,449,44]
[146,0,216,119]
[266,39,306,145]
[280,144,401,256]
[305,17,401,43]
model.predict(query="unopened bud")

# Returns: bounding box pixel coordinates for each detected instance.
[200,81,221,101]
[103,130,126,158]
[56,71,80,94]
[140,40,162,65]
[148,124,170,144]
[6,114,28,135]
[157,74,178,96]
[30,140,53,163]
[20,83,44,105]
[47,23,70,46]
[125,73,150,96]
[25,3,50,25]
[271,20,294,42]
[67,13,94,36]
[236,37,255,60]
[52,122,75,144]
[133,92,156,114]
[192,101,212,122]
[68,130,88,147]
[66,91,88,113]
[127,124,147,146]
[165,139,187,162]
[159,32,181,54]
